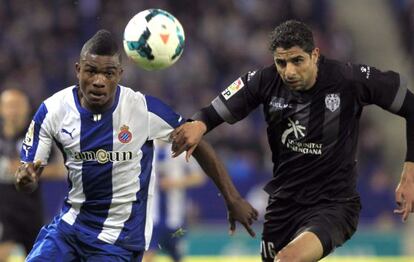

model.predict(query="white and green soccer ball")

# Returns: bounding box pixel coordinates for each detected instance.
[123,9,185,71]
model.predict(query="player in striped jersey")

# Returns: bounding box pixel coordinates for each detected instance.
[14,30,258,262]
[171,20,414,261]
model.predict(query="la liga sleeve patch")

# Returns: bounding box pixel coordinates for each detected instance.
[221,78,244,100]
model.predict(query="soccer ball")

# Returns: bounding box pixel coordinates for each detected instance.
[123,9,185,71]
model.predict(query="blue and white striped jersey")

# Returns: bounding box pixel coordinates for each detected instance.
[20,85,185,251]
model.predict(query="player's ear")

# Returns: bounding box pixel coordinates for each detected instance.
[75,63,80,78]
[312,48,320,64]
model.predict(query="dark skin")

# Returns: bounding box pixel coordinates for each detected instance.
[76,52,123,113]
[15,52,258,236]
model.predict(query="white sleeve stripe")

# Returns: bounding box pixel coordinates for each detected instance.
[212,96,237,124]
[389,76,407,113]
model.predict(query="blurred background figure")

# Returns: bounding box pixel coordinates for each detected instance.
[0,89,65,262]
[0,89,40,261]
[143,140,206,262]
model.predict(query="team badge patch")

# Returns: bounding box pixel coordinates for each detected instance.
[325,93,340,112]
[118,125,132,143]
[24,120,35,146]
[221,78,244,100]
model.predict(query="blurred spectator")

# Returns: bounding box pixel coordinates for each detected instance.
[144,141,206,262]
[0,89,65,260]
[390,0,414,64]
[357,116,398,230]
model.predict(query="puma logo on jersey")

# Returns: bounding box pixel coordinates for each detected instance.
[61,128,76,139]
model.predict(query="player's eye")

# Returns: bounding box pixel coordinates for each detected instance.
[292,57,303,65]
[85,69,97,75]
[275,59,286,67]
[105,71,115,78]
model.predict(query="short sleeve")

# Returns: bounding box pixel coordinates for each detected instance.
[211,69,264,124]
[146,96,185,141]
[20,103,54,164]
[351,63,406,113]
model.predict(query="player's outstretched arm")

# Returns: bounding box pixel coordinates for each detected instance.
[192,139,258,237]
[394,161,414,222]
[14,160,44,193]
[171,120,207,161]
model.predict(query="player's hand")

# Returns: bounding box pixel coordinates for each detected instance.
[171,121,207,161]
[227,197,259,237]
[14,160,43,193]
[394,161,414,222]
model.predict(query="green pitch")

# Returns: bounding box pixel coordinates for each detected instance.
[152,256,414,262]
[8,255,414,262]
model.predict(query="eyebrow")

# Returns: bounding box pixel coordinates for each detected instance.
[83,64,118,70]
[275,55,304,61]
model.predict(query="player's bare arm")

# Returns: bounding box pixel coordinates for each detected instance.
[14,160,43,193]
[171,120,207,160]
[394,161,414,222]
[191,139,258,237]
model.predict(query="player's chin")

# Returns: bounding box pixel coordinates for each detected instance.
[87,96,109,108]
[88,93,107,103]
[289,84,306,91]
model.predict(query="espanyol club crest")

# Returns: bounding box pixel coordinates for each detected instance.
[118,125,132,144]
[325,93,340,112]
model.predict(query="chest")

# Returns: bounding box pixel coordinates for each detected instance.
[263,85,357,143]
[56,111,148,155]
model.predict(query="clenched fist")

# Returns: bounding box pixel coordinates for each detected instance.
[15,160,43,193]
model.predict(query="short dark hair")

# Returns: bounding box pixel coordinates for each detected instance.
[269,20,315,54]
[80,29,121,61]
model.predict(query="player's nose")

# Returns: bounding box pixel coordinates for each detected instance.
[285,63,297,79]
[92,73,106,88]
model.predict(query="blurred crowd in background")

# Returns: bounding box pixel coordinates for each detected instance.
[0,0,406,239]
[392,0,414,65]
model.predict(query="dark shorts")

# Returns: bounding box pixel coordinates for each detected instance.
[0,183,44,253]
[261,196,361,261]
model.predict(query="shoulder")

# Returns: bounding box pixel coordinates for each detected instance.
[118,85,147,107]
[41,86,77,115]
[31,86,76,132]
[118,85,172,113]
[119,85,144,100]
[238,64,280,96]
[330,58,400,85]
[322,57,374,83]
[318,57,350,81]
[246,64,279,84]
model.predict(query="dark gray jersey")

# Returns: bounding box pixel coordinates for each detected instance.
[210,56,405,204]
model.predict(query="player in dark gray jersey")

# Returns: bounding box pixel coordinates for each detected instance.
[171,20,414,261]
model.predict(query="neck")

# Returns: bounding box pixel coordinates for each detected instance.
[306,65,319,90]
